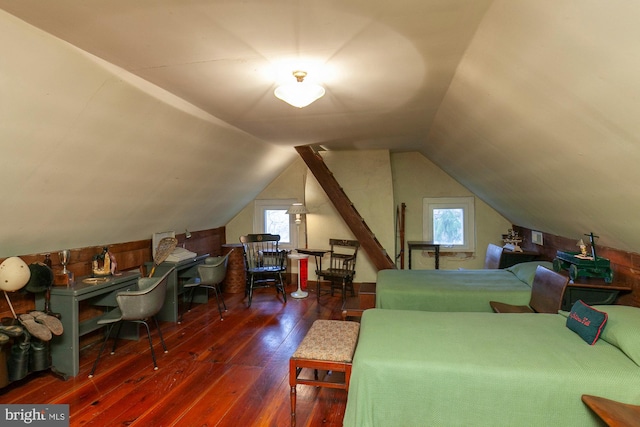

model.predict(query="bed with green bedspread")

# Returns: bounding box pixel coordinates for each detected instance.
[376,261,553,312]
[344,307,640,427]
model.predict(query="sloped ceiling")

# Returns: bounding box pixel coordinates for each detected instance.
[425,1,640,252]
[1,0,639,255]
[0,0,492,150]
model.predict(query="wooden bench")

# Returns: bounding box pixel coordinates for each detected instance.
[289,319,360,427]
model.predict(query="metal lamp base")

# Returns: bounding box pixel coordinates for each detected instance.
[291,288,308,299]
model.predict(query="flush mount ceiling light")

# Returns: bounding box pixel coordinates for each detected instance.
[274,70,325,108]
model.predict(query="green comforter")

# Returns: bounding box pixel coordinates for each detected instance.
[344,309,640,427]
[376,269,532,312]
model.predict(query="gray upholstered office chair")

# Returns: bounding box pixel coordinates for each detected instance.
[240,234,287,307]
[88,267,174,378]
[183,252,232,321]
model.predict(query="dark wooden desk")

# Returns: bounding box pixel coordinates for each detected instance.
[296,249,330,273]
[407,241,440,269]
[582,394,640,427]
[35,271,141,378]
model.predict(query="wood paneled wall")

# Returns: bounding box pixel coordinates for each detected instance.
[0,227,226,319]
[514,225,640,307]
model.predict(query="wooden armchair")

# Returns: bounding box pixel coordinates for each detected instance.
[315,239,359,303]
[240,234,288,307]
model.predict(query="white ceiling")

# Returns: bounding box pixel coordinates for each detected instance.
[0,0,492,151]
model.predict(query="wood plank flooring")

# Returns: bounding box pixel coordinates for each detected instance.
[0,283,352,426]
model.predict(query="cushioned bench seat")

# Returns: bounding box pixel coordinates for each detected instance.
[289,319,360,427]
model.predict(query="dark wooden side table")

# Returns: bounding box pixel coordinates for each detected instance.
[407,241,440,269]
[562,282,632,311]
[499,248,538,268]
[582,394,640,426]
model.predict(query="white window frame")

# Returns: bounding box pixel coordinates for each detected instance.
[254,199,298,250]
[423,196,476,252]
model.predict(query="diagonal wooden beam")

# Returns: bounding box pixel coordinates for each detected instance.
[296,145,396,271]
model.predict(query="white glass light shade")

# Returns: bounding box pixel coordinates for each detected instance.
[274,83,325,108]
[274,71,325,108]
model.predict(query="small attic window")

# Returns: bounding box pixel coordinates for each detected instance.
[423,197,475,252]
[254,199,297,250]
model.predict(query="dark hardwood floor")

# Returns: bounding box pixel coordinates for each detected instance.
[0,283,351,426]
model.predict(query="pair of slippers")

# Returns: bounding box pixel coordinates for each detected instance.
[18,311,63,341]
